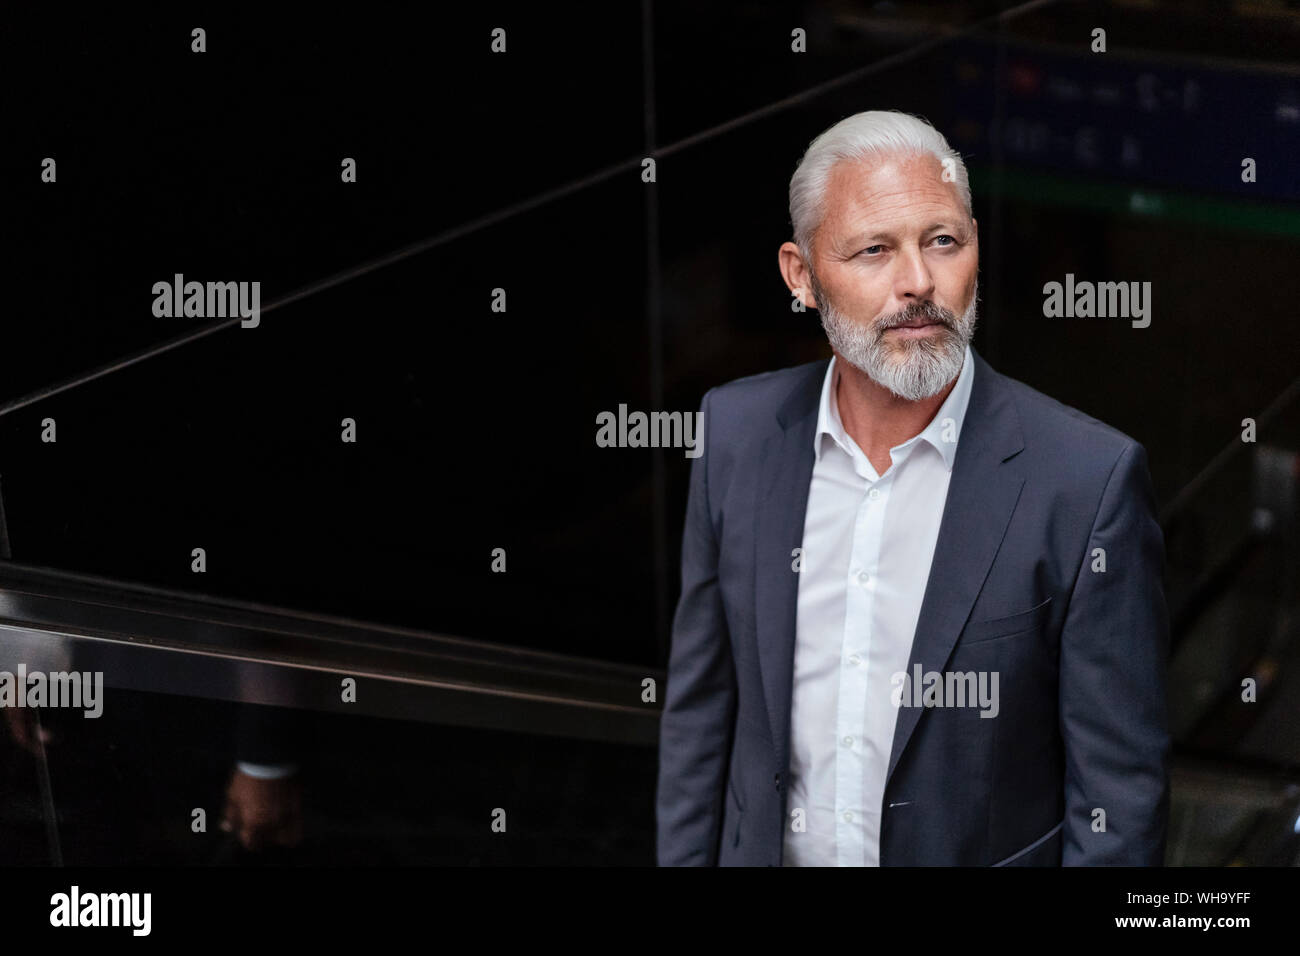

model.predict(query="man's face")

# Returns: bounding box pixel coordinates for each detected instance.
[803,152,979,401]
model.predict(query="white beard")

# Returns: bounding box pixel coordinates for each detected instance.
[813,274,979,401]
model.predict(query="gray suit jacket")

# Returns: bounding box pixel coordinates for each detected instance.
[655,346,1170,866]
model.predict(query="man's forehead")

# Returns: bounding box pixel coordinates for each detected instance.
[826,153,960,213]
[820,154,966,243]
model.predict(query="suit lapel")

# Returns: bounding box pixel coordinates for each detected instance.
[885,348,1026,787]
[754,359,827,775]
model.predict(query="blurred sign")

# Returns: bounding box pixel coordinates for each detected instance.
[947,37,1300,203]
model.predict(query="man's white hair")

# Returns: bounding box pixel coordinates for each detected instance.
[788,110,971,262]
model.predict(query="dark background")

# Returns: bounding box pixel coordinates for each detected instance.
[2,1,1297,865]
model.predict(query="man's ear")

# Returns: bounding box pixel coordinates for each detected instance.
[778,241,818,310]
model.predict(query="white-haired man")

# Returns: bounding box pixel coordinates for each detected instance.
[656,110,1169,866]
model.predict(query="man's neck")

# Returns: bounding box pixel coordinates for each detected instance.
[833,351,960,477]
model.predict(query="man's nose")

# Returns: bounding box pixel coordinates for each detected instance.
[893,246,936,302]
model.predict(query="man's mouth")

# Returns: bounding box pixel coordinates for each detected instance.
[885,315,948,333]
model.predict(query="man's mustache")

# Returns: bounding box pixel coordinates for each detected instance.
[875,302,958,333]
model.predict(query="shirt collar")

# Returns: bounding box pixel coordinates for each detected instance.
[813,343,975,472]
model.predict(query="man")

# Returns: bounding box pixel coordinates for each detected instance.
[655,110,1169,866]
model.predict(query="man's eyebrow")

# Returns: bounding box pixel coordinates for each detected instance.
[843,229,895,247]
[843,222,968,247]
[921,221,968,235]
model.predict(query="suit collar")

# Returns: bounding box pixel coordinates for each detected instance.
[775,344,1018,456]
[811,345,977,472]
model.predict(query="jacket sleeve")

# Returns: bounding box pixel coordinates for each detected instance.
[1059,440,1171,865]
[655,387,737,866]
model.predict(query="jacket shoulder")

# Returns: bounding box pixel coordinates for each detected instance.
[705,358,828,425]
[989,362,1145,475]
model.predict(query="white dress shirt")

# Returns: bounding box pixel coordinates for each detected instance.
[782,344,975,866]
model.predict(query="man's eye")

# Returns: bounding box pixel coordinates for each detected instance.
[933,235,957,246]
[861,245,883,256]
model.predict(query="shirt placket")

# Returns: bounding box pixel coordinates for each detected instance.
[834,457,893,866]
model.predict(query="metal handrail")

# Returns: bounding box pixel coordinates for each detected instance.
[0,560,663,747]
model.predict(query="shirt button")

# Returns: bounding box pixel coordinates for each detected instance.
[843,811,854,822]
[868,488,881,500]
[857,570,870,586]
[848,654,861,666]
[842,735,853,747]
